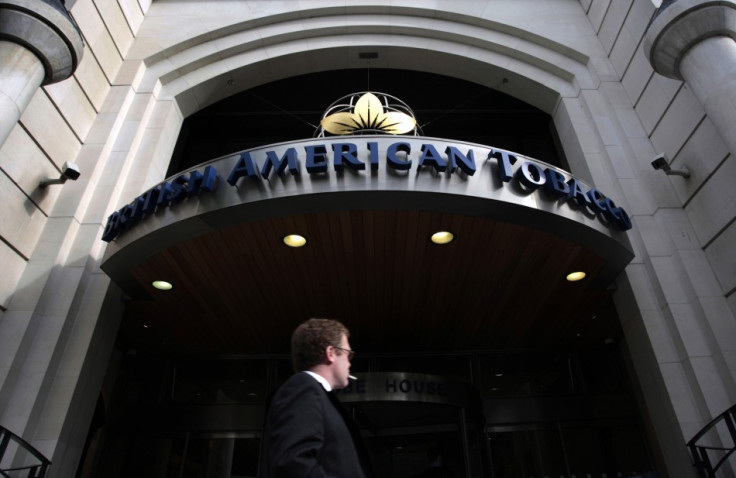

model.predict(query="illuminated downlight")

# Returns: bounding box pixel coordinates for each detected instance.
[566,271,586,282]
[152,280,173,290]
[283,234,307,248]
[431,231,454,244]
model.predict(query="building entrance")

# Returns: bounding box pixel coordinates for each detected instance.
[336,372,488,478]
[356,401,485,478]
[86,347,658,477]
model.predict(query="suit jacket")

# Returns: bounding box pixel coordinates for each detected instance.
[261,372,373,478]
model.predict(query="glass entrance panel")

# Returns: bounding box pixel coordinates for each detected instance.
[488,420,653,478]
[177,437,259,478]
[352,401,486,478]
[488,428,566,478]
[366,429,461,478]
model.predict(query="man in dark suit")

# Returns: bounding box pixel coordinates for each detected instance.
[261,318,373,478]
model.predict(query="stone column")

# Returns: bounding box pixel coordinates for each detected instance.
[0,0,83,148]
[643,0,736,159]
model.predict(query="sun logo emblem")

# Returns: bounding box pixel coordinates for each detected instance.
[318,92,418,136]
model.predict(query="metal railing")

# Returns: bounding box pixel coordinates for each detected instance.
[0,425,50,478]
[688,404,736,478]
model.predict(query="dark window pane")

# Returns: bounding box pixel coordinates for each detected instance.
[173,359,268,404]
[479,352,572,397]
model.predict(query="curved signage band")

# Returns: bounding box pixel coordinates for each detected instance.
[334,372,476,408]
[100,136,634,295]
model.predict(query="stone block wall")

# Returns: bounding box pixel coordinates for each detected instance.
[582,0,736,317]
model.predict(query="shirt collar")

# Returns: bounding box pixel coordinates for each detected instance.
[304,371,332,391]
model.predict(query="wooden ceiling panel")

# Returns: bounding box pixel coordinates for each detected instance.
[120,209,619,357]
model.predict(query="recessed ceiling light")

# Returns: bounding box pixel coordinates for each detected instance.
[283,234,307,247]
[152,280,173,290]
[431,231,454,244]
[566,271,586,282]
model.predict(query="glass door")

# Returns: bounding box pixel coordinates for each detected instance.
[351,401,487,478]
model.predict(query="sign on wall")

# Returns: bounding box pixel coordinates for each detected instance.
[101,137,631,243]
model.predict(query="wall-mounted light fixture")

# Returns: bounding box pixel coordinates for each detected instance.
[39,161,81,187]
[651,153,690,178]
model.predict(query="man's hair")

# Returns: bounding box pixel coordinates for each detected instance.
[291,318,349,372]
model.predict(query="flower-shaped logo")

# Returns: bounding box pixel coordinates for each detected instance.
[320,92,417,135]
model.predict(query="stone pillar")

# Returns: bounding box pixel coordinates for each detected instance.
[0,0,83,148]
[643,0,736,158]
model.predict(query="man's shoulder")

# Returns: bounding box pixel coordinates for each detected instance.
[276,372,322,395]
[287,371,317,385]
[268,372,326,413]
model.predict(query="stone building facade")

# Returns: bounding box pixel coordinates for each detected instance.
[1,0,735,477]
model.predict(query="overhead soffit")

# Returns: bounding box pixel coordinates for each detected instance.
[113,207,627,356]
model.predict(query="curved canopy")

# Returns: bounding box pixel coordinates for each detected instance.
[102,135,633,355]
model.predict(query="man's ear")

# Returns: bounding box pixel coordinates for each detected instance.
[324,345,336,364]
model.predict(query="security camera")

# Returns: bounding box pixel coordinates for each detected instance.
[61,161,81,180]
[650,153,690,178]
[651,153,669,170]
[39,161,81,187]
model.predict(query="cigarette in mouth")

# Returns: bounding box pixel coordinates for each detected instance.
[349,375,357,380]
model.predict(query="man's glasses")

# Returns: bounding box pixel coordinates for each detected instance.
[333,346,355,360]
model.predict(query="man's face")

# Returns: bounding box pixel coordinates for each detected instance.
[332,334,353,389]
